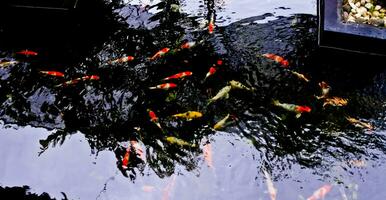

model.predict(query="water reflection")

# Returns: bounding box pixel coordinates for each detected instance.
[1,0,386,199]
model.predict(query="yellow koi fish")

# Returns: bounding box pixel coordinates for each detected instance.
[172,111,203,121]
[291,71,310,82]
[165,136,196,147]
[229,80,253,91]
[323,97,348,107]
[0,60,18,67]
[346,117,373,130]
[213,114,231,130]
[208,85,232,105]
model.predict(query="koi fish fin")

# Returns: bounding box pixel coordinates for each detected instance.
[225,93,230,99]
[295,113,302,118]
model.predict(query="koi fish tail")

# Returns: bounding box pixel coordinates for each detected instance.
[149,86,157,90]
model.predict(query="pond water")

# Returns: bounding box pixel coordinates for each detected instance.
[1,0,386,199]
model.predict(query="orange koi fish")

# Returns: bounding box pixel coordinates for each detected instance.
[16,50,38,56]
[346,117,373,130]
[180,41,196,49]
[291,71,310,82]
[122,146,131,169]
[162,175,176,200]
[39,71,65,78]
[273,100,311,118]
[203,143,214,169]
[149,83,177,90]
[208,14,215,34]
[130,140,145,161]
[263,53,289,67]
[162,71,193,81]
[316,81,330,99]
[150,48,170,60]
[307,184,332,200]
[148,109,163,130]
[263,168,277,200]
[204,67,217,81]
[109,56,134,64]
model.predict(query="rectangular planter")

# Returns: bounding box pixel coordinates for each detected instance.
[318,0,386,55]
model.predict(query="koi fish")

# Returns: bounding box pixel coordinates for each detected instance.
[316,81,330,99]
[291,71,310,82]
[108,56,134,64]
[172,111,203,121]
[208,13,215,34]
[263,53,289,67]
[39,71,65,78]
[180,41,196,50]
[229,80,253,91]
[307,184,332,200]
[16,50,38,56]
[148,109,163,130]
[150,48,170,60]
[165,136,196,147]
[204,66,217,81]
[208,85,232,105]
[217,59,223,66]
[0,60,18,67]
[130,140,145,161]
[323,97,348,107]
[54,79,80,87]
[142,185,155,193]
[273,100,311,118]
[79,75,100,81]
[122,146,130,169]
[149,83,177,90]
[263,168,277,200]
[348,160,366,167]
[213,114,231,130]
[203,143,214,169]
[162,175,176,200]
[162,71,193,81]
[346,117,373,130]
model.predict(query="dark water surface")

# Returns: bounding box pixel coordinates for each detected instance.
[1,0,386,199]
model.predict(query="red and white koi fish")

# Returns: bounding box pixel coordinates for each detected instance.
[180,41,196,49]
[16,50,38,56]
[148,109,163,130]
[208,13,215,34]
[39,71,65,78]
[203,143,214,169]
[307,184,332,200]
[0,60,19,67]
[149,83,177,90]
[273,100,311,118]
[150,48,170,60]
[204,66,217,81]
[316,81,330,99]
[122,146,131,169]
[109,56,134,64]
[162,71,193,81]
[291,71,310,82]
[263,53,289,67]
[130,140,145,161]
[263,168,277,200]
